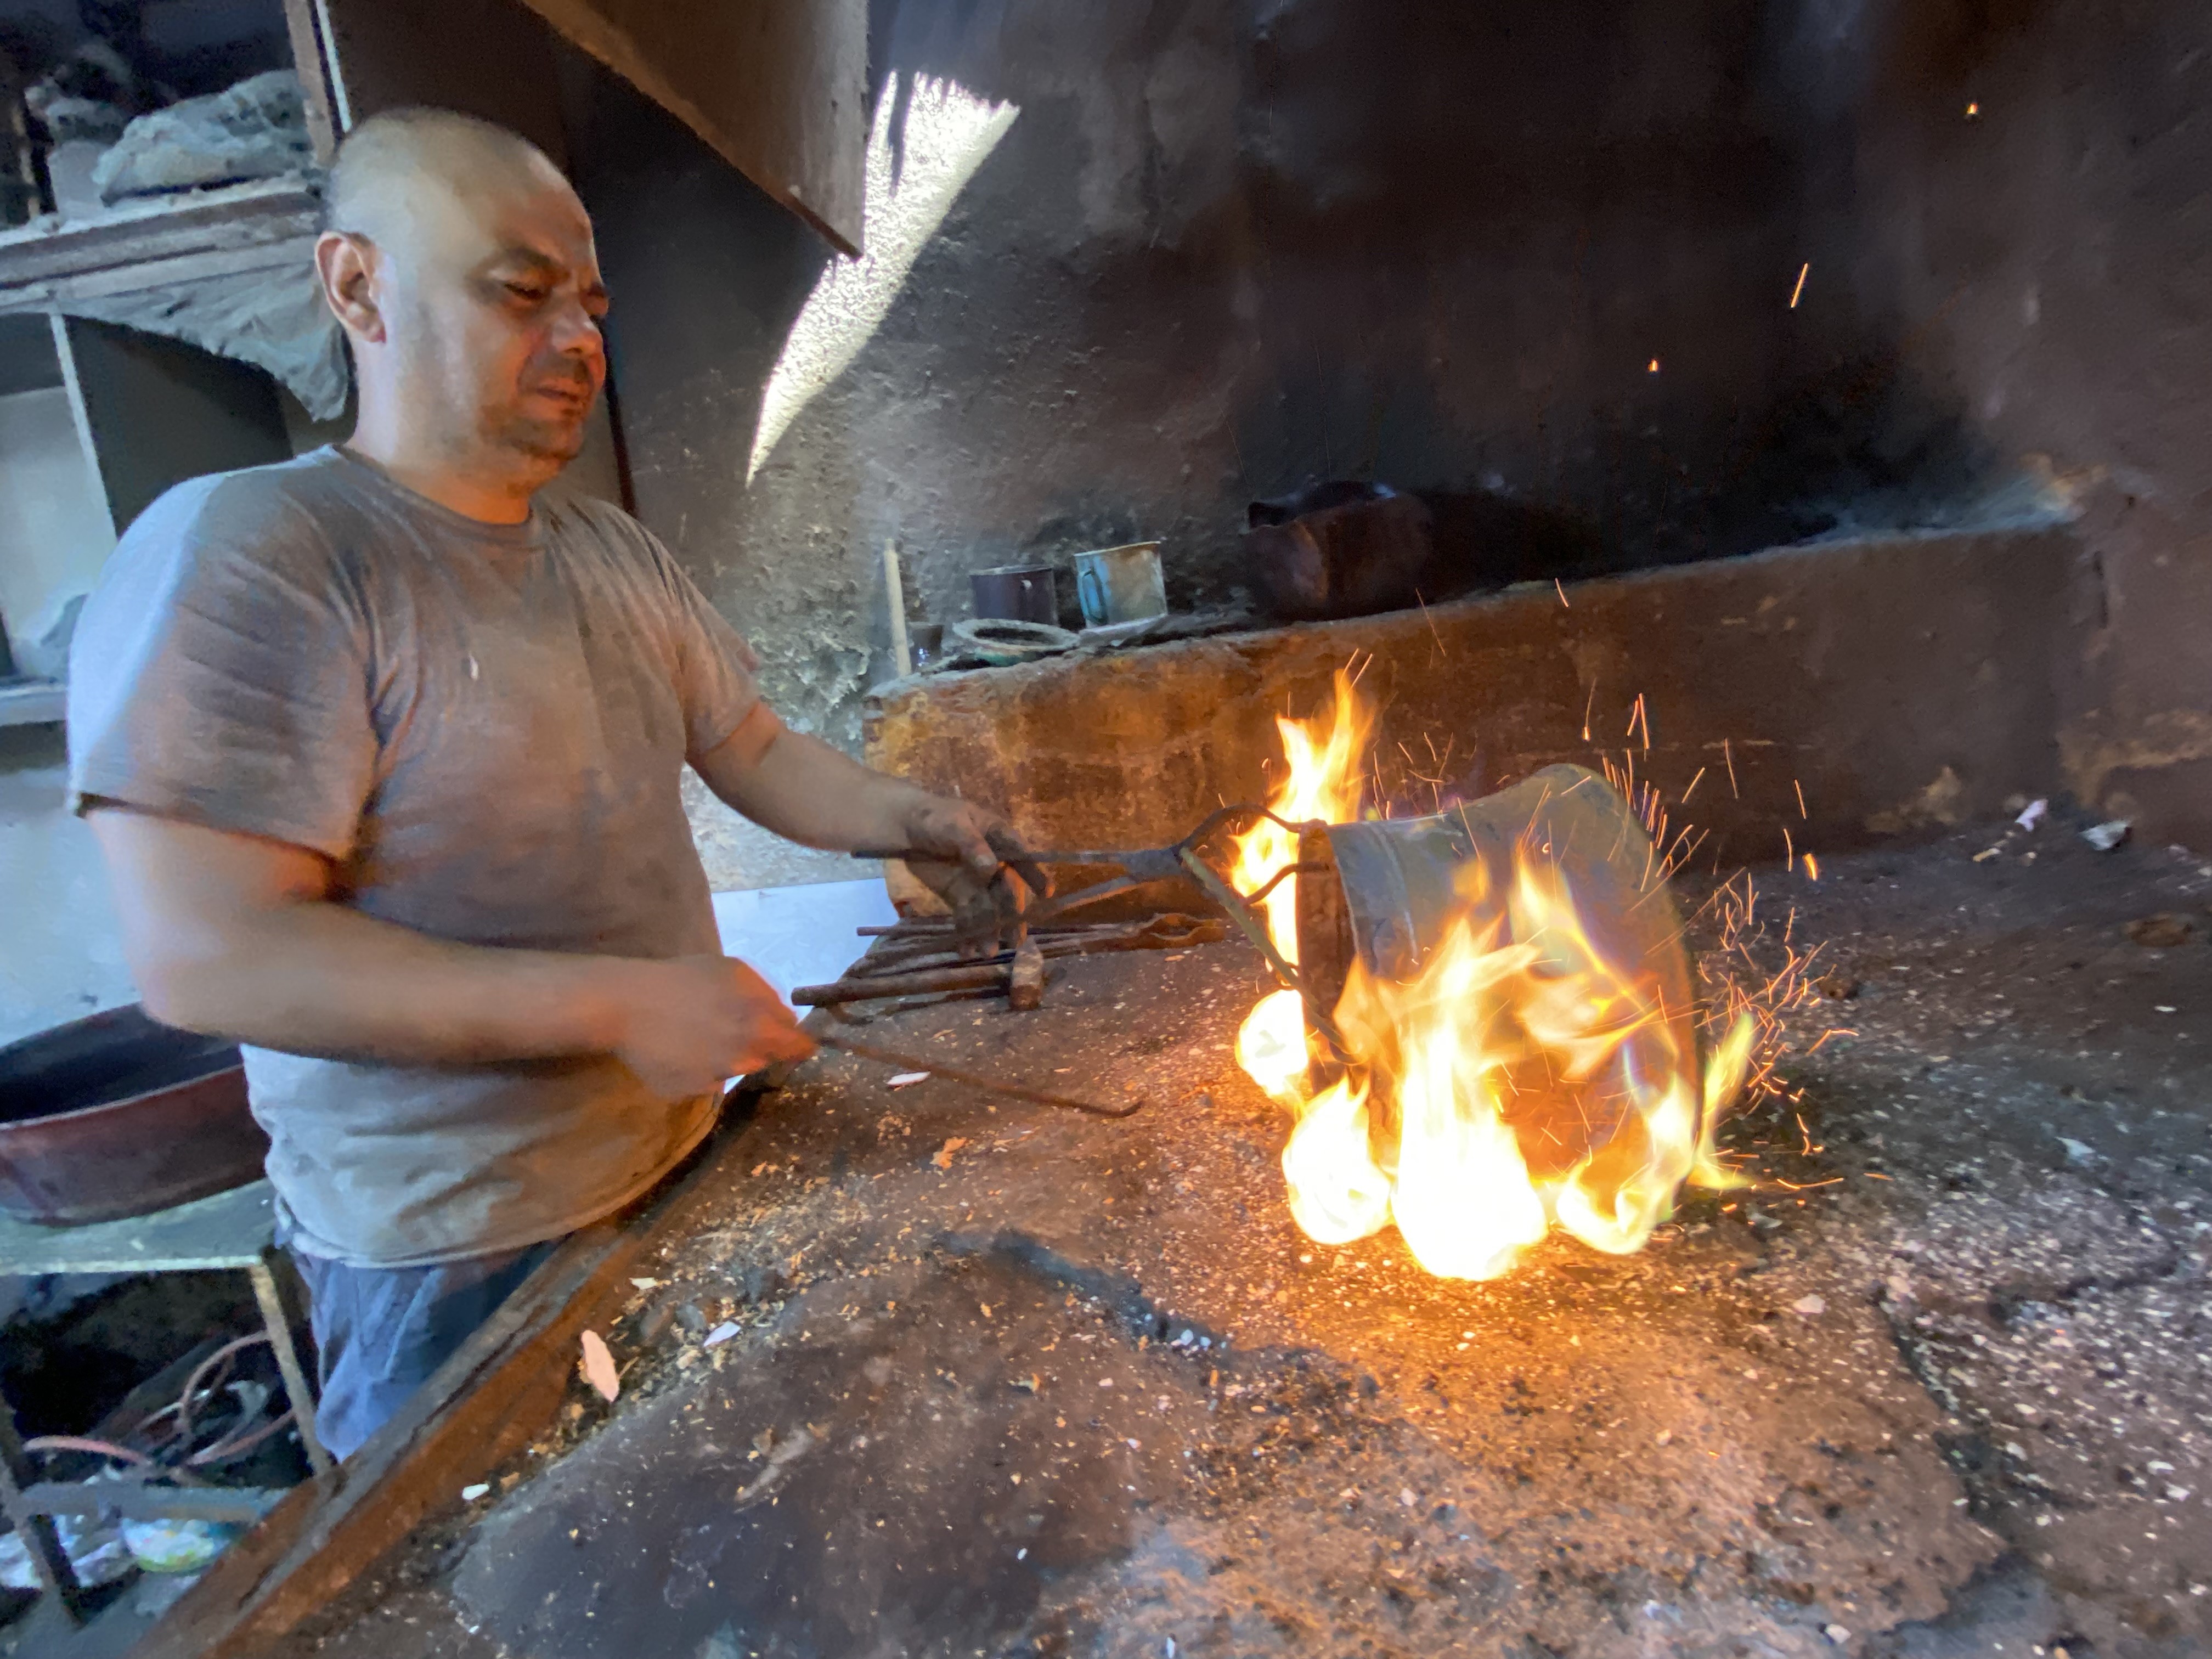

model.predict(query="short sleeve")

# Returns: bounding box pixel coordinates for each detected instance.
[631,527,766,763]
[66,474,378,862]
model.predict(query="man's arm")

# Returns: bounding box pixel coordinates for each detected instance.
[87,808,810,1099]
[692,720,1044,950]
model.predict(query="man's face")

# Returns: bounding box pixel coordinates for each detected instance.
[387,176,610,473]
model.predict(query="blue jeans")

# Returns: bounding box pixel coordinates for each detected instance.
[287,1236,562,1460]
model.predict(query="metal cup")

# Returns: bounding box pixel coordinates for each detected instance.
[1073,542,1167,628]
[970,564,1059,626]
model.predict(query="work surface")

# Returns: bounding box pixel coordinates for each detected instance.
[268,817,2209,1659]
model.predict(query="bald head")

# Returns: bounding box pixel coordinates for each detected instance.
[325,109,569,257]
[316,108,608,517]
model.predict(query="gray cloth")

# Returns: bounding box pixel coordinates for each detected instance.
[289,1233,561,1460]
[67,445,763,1267]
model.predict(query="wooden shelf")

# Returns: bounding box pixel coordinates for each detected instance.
[0,177,320,313]
[0,677,64,728]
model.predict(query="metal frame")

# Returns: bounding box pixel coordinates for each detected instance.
[0,1183,330,1624]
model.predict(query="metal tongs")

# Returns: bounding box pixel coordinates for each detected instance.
[834,805,1344,1113]
[1012,803,1319,987]
[864,803,1318,972]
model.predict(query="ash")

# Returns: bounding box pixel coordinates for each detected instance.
[281,812,2209,1659]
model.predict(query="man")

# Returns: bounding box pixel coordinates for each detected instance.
[67,109,1033,1459]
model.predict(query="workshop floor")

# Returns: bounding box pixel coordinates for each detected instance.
[267,811,2209,1659]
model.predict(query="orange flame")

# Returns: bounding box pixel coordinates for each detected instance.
[1229,672,1375,1102]
[1231,673,1757,1281]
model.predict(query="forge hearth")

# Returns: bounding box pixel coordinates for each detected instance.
[254,811,2210,1659]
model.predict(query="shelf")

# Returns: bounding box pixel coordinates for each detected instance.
[0,677,64,728]
[0,177,320,313]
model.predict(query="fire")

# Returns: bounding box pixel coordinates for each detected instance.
[1230,672,1757,1282]
[1229,671,1374,1102]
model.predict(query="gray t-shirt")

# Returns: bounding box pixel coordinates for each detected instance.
[67,446,765,1268]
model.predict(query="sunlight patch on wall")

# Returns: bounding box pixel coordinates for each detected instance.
[747,75,1019,484]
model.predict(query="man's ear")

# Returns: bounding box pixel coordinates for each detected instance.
[315,230,387,345]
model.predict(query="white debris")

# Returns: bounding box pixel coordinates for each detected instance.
[889,1071,931,1088]
[1400,1488,1417,1508]
[580,1329,620,1402]
[703,1321,741,1347]
[461,1483,490,1502]
[629,1277,659,1290]
[1791,1294,1827,1317]
[2081,819,2131,851]
[2057,1137,2096,1165]
[1825,1624,1852,1645]
[2016,798,2049,830]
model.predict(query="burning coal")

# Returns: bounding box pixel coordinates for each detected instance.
[1229,671,1758,1281]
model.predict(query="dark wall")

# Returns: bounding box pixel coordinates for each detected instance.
[570,0,1996,747]
[572,0,2208,834]
[1789,0,2212,844]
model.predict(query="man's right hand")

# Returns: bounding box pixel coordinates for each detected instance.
[613,956,815,1101]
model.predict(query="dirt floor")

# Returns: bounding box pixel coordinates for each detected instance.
[266,808,2209,1659]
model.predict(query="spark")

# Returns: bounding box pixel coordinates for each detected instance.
[1662,826,1709,879]
[1774,1177,1843,1191]
[1555,578,1571,609]
[1804,853,1821,882]
[1793,779,1808,819]
[1582,681,1597,743]
[1788,263,1809,309]
[1680,766,1706,805]
[1965,101,1980,118]
[1647,358,1661,373]
[1784,826,1795,871]
[1624,694,1651,751]
[1723,739,1739,798]
[1415,591,1446,659]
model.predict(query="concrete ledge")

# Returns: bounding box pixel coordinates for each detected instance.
[863,528,2084,864]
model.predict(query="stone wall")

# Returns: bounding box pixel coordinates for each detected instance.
[1784,0,2212,845]
[563,0,2212,857]
[863,528,2082,870]
[569,0,1998,755]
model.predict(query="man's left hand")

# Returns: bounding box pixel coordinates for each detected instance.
[896,795,1050,956]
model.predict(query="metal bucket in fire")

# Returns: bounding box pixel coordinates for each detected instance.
[1292,763,1697,1179]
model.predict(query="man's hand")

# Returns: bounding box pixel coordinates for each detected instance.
[896,794,1051,957]
[689,723,1049,955]
[611,956,815,1101]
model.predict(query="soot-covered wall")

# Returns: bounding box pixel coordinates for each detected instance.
[569,0,2210,850]
[1786,0,2212,845]
[570,0,1999,753]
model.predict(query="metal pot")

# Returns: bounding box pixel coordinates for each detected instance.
[969,563,1059,627]
[1293,764,1697,1175]
[0,1005,266,1226]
